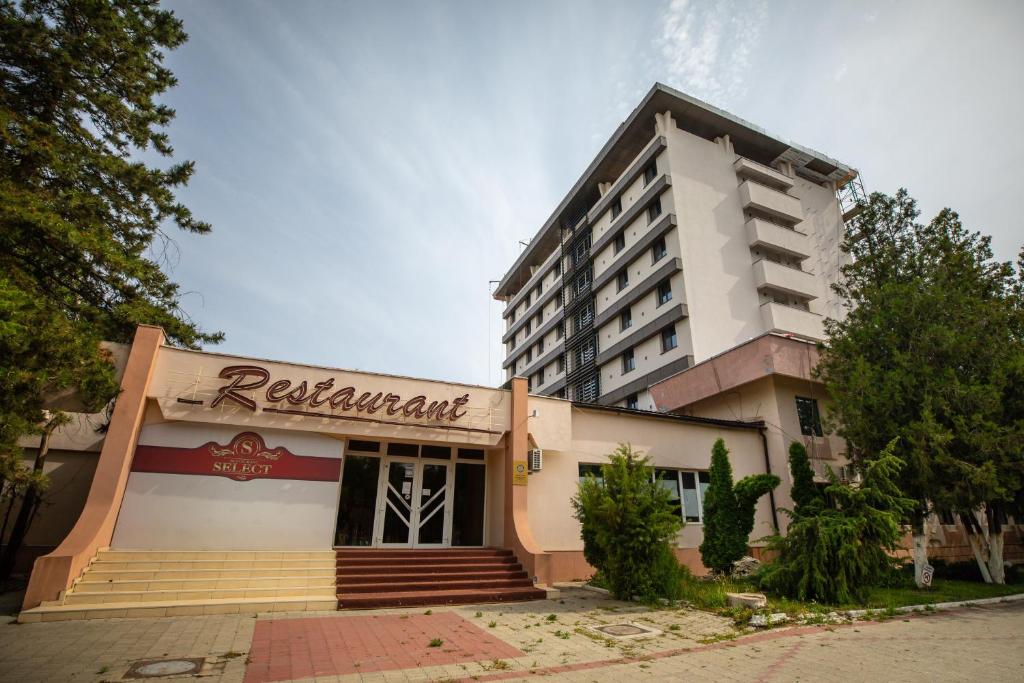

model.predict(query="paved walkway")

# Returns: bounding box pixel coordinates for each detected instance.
[0,588,1021,681]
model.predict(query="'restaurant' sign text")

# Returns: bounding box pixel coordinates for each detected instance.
[210,365,470,422]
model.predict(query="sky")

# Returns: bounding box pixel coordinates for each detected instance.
[157,0,1024,387]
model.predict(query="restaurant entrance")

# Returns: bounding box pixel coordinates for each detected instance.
[333,439,486,548]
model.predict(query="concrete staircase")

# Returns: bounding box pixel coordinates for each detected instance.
[336,548,546,608]
[18,550,338,622]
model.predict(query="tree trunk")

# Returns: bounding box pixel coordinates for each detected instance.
[986,505,1005,585]
[910,515,929,588]
[962,510,994,584]
[0,426,53,583]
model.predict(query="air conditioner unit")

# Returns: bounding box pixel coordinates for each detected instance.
[528,448,543,472]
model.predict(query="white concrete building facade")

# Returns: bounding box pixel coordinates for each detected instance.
[495,83,857,412]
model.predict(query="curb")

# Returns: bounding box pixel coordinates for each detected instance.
[843,590,1024,619]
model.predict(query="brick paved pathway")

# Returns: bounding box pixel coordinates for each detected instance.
[0,588,1021,681]
[244,612,521,682]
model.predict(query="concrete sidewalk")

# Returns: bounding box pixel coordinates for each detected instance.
[0,587,1021,682]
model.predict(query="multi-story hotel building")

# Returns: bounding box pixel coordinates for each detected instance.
[495,83,857,412]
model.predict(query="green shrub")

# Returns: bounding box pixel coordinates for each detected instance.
[571,444,684,600]
[787,441,823,515]
[649,544,687,602]
[699,438,779,574]
[758,439,914,604]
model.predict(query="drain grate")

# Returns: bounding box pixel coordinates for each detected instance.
[593,622,662,639]
[124,658,205,678]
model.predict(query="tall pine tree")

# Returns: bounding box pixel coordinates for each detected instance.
[0,0,220,579]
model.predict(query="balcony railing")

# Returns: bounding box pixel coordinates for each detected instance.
[739,180,803,225]
[753,259,821,300]
[746,218,810,260]
[760,301,824,341]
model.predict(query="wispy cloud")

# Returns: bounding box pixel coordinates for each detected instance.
[657,0,766,107]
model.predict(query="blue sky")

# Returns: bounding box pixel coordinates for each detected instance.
[158,0,1024,386]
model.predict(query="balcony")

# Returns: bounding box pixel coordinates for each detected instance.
[733,157,794,191]
[746,218,810,259]
[752,259,820,300]
[739,180,803,224]
[760,301,824,341]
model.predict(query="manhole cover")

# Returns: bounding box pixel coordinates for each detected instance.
[594,623,662,639]
[124,658,204,678]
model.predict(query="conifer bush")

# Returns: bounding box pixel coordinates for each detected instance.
[758,439,915,604]
[787,441,824,515]
[572,444,684,600]
[699,438,780,574]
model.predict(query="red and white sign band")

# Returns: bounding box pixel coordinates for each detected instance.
[130,432,340,483]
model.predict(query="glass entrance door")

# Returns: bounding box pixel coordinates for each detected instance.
[416,463,449,546]
[380,460,417,545]
[376,459,452,547]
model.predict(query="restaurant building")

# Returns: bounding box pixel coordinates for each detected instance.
[19,326,779,621]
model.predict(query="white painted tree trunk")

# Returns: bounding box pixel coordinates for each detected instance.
[911,533,929,588]
[987,529,1005,585]
[965,510,994,584]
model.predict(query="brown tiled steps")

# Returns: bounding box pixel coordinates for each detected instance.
[336,548,546,609]
[19,549,338,623]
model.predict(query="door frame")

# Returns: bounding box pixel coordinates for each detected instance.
[372,456,454,548]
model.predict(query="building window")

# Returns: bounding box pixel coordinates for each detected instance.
[534,371,543,390]
[796,396,824,437]
[525,292,531,307]
[526,348,533,363]
[554,260,562,277]
[610,197,622,220]
[647,197,662,223]
[557,353,565,373]
[679,471,711,522]
[626,393,639,410]
[657,279,672,306]
[652,236,667,262]
[620,307,632,331]
[537,339,544,355]
[509,309,516,323]
[643,162,657,186]
[556,321,564,339]
[579,463,604,484]
[622,348,635,374]
[556,291,563,308]
[535,285,542,299]
[613,232,625,254]
[616,269,629,292]
[527,375,533,391]
[525,319,532,335]
[661,325,677,352]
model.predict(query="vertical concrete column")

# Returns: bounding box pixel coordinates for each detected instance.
[22,325,165,610]
[503,377,550,584]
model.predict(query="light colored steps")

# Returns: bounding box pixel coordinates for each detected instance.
[76,575,337,591]
[19,549,340,623]
[63,584,337,605]
[19,596,338,622]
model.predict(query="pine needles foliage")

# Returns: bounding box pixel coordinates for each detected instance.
[699,438,780,574]
[759,439,915,604]
[571,444,684,600]
[788,441,823,515]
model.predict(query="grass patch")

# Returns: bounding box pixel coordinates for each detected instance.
[676,571,1024,617]
[859,578,1024,609]
[428,638,443,648]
